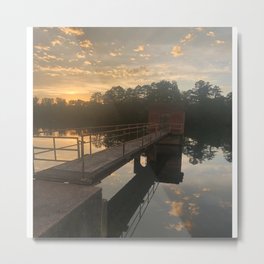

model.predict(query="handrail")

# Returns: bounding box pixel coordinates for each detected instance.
[33,122,171,177]
[34,122,151,135]
[33,135,79,140]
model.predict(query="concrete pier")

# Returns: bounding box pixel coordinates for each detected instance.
[33,180,102,238]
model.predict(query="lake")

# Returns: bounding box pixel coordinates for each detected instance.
[33,128,232,238]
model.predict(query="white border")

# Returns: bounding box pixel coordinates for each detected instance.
[27,27,33,238]
[232,27,238,238]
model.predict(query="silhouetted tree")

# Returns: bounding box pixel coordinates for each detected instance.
[103,86,126,103]
[33,80,232,141]
[90,92,103,104]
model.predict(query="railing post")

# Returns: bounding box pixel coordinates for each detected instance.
[53,137,57,161]
[123,142,125,156]
[81,135,85,179]
[89,134,92,154]
[77,138,80,159]
[33,147,35,176]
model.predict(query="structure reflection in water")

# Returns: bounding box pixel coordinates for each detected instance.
[106,135,184,237]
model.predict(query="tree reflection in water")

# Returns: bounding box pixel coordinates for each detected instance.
[96,128,232,165]
[183,127,232,164]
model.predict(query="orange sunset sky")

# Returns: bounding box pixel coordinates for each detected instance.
[33,27,232,101]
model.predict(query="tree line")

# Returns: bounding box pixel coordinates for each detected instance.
[33,80,232,133]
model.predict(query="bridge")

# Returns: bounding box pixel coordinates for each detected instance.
[33,121,184,185]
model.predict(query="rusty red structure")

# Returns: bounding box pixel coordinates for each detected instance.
[148,105,185,135]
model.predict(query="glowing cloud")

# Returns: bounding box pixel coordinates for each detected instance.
[59,27,84,36]
[216,40,225,44]
[80,39,93,48]
[171,45,183,57]
[168,201,183,216]
[188,203,200,216]
[176,221,192,231]
[84,60,92,65]
[35,65,88,75]
[181,33,193,43]
[109,52,122,57]
[134,45,144,52]
[139,53,151,59]
[207,31,215,37]
[34,45,50,51]
[35,54,63,62]
[51,39,62,46]
[166,221,192,232]
[174,188,182,195]
[76,52,86,59]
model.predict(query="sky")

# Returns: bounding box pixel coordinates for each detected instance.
[33,27,232,101]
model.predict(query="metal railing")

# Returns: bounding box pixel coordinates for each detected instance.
[33,136,80,162]
[33,122,181,176]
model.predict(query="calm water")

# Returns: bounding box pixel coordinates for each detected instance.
[33,129,232,238]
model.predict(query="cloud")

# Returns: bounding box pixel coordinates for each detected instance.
[35,65,91,76]
[139,53,151,59]
[34,53,63,62]
[59,27,84,36]
[134,45,144,52]
[84,60,92,65]
[167,201,184,216]
[80,39,93,48]
[193,193,201,198]
[69,41,78,46]
[51,39,62,46]
[180,33,193,43]
[206,31,215,37]
[171,45,183,57]
[46,73,60,77]
[216,40,225,44]
[177,221,192,231]
[109,52,122,57]
[174,188,182,195]
[130,57,136,61]
[34,45,50,51]
[196,27,203,31]
[76,51,86,59]
[188,203,200,216]
[166,221,192,232]
[94,65,149,79]
[202,187,211,192]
